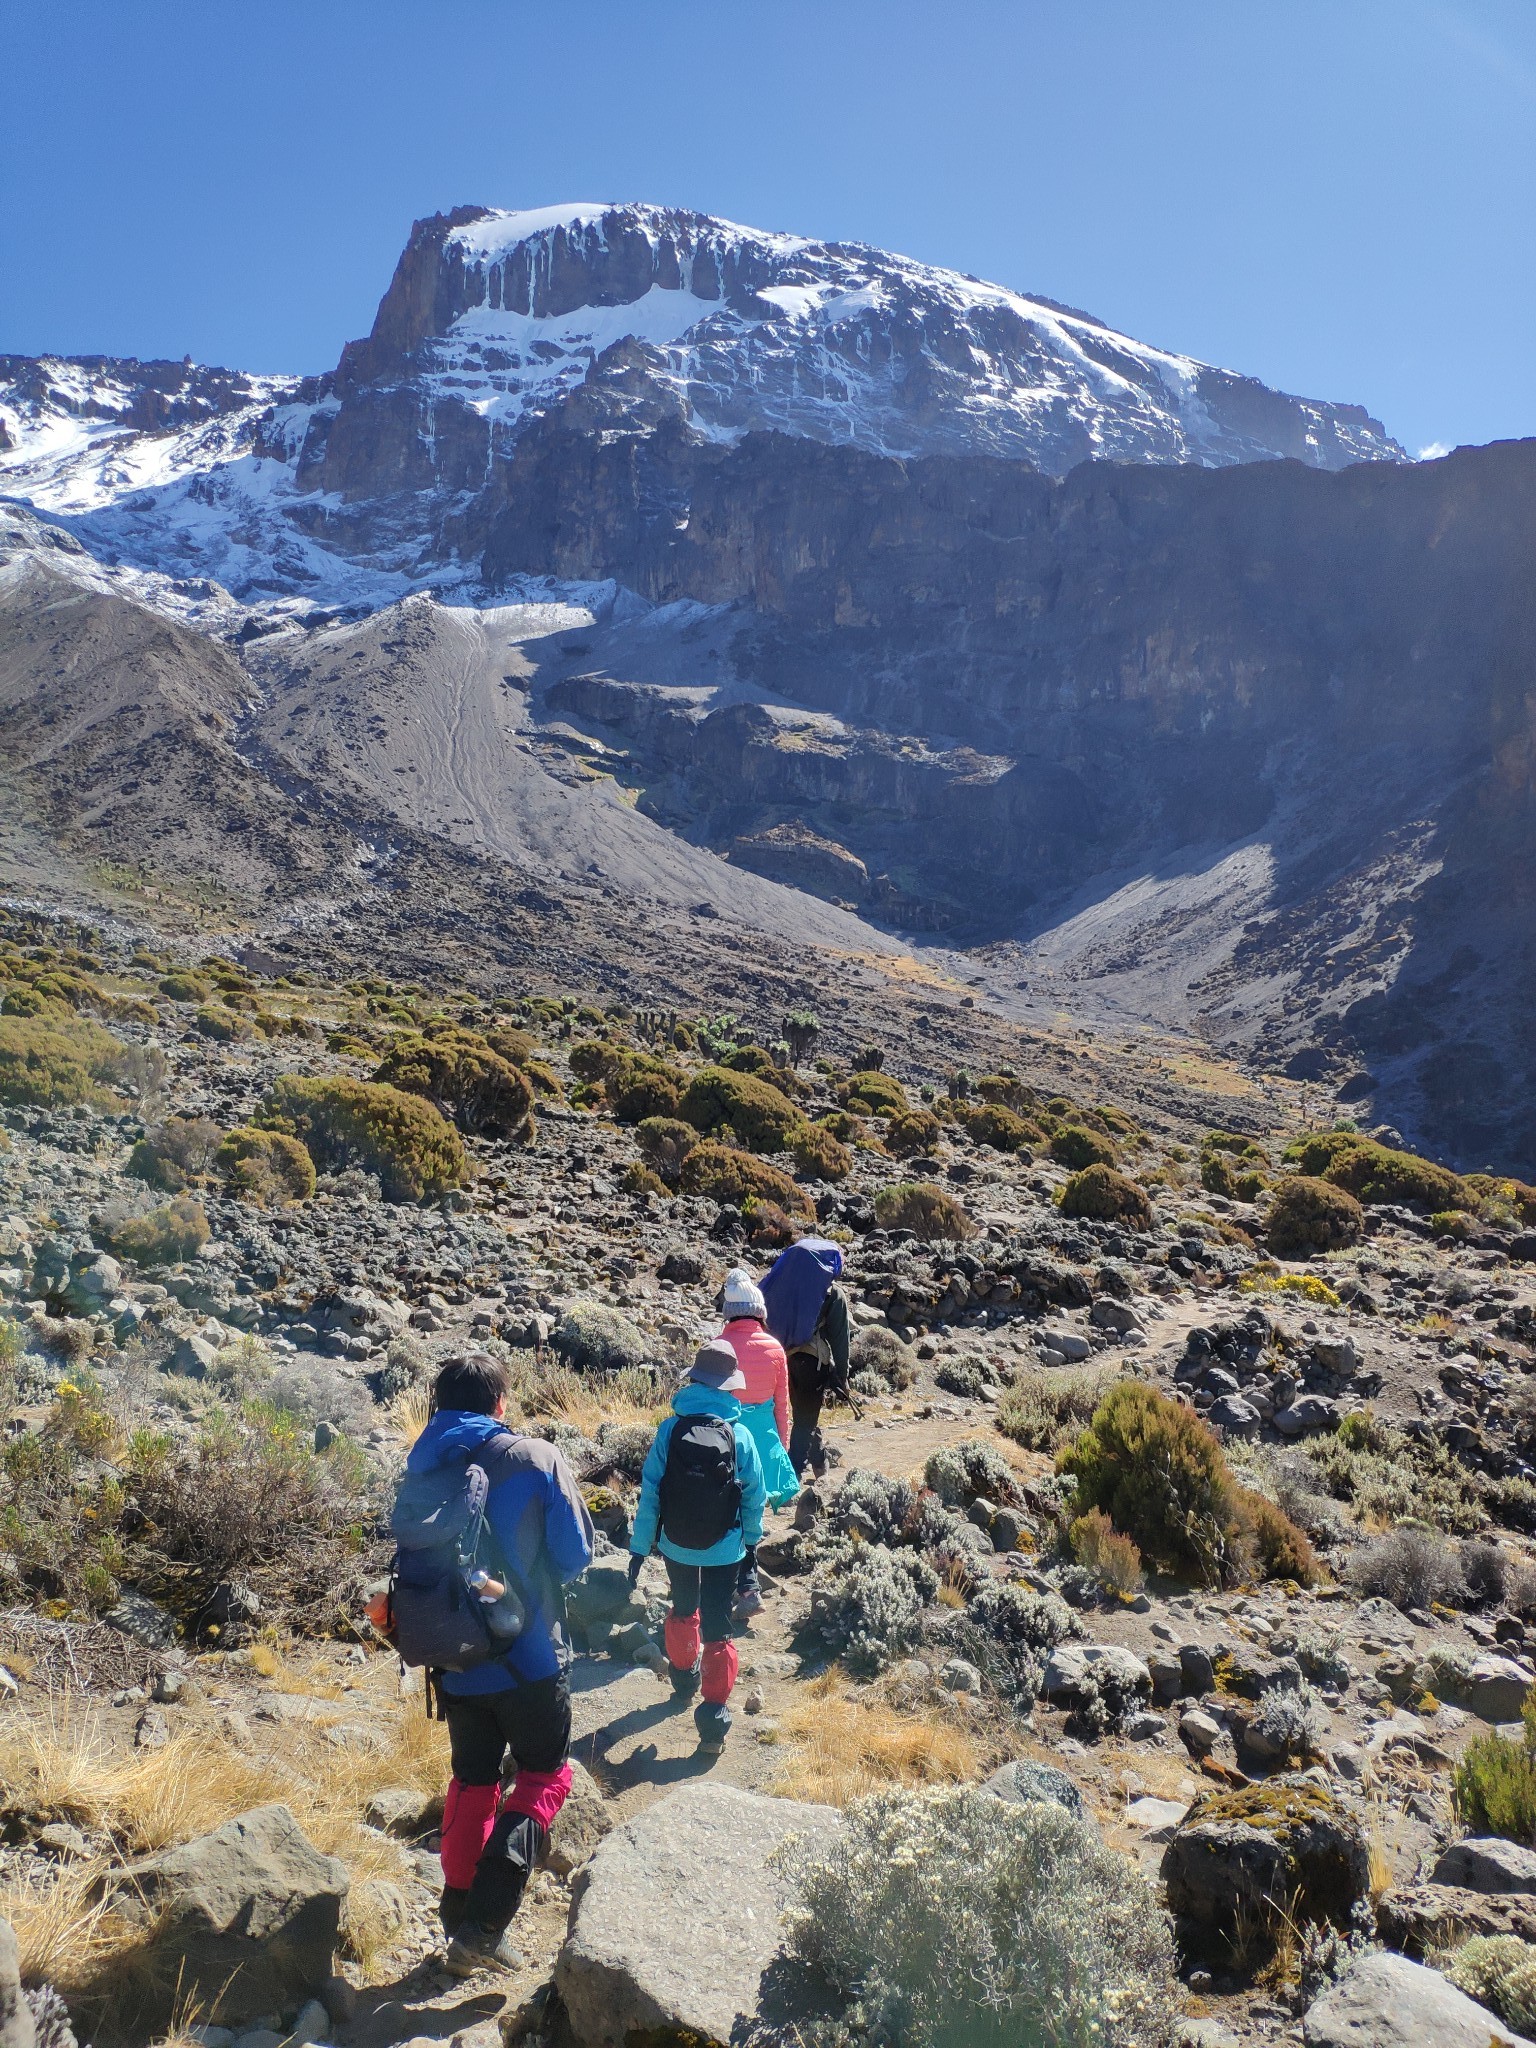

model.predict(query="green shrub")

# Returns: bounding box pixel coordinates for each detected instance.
[790,1121,852,1181]
[482,1022,535,1069]
[568,1039,624,1083]
[193,1004,252,1042]
[885,1107,943,1158]
[621,1161,668,1198]
[215,1127,316,1206]
[851,1325,918,1389]
[374,1025,533,1139]
[0,1015,130,1108]
[1266,1175,1364,1256]
[106,1196,210,1267]
[873,1181,974,1240]
[1448,1934,1536,2034]
[974,1073,1033,1111]
[678,1065,804,1151]
[1051,1124,1117,1171]
[1308,1411,1485,1535]
[818,1109,870,1145]
[1059,1164,1152,1229]
[127,1115,224,1191]
[964,1102,1035,1153]
[1,984,62,1018]
[1060,1381,1314,1588]
[998,1364,1123,1452]
[923,1437,1024,1511]
[680,1140,812,1217]
[840,1069,908,1118]
[1455,1701,1536,1843]
[635,1116,700,1186]
[157,971,210,1002]
[1071,1506,1145,1595]
[552,1299,650,1373]
[784,1785,1177,2048]
[607,1052,685,1124]
[1288,1130,1471,1212]
[256,1075,467,1202]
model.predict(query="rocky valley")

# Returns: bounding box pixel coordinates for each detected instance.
[4,193,1536,2048]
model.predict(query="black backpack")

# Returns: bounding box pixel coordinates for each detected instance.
[386,1431,528,1672]
[658,1415,742,1550]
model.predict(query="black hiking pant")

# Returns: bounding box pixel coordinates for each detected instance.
[788,1348,829,1477]
[442,1670,571,1933]
[663,1557,738,1642]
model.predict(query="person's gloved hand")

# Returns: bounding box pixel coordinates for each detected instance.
[627,1553,644,1589]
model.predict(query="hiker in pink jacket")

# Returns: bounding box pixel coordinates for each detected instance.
[719,1267,799,1614]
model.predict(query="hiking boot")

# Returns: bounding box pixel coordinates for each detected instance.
[443,1922,522,1978]
[670,1657,702,1701]
[439,1883,471,1938]
[734,1569,764,1618]
[695,1701,732,1753]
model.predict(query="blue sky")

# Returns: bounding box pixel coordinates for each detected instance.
[2,0,1531,458]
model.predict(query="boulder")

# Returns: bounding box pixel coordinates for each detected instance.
[981,1758,1091,1823]
[1432,1835,1536,1894]
[542,1760,613,1876]
[1274,1395,1339,1437]
[1041,1643,1153,1707]
[169,1332,219,1378]
[1162,1777,1370,1959]
[1468,1655,1535,1722]
[107,1803,347,2027]
[555,1784,839,2048]
[0,1917,34,2048]
[63,1250,122,1314]
[1377,1882,1536,1955]
[1207,1394,1262,1434]
[1089,1297,1143,1335]
[1303,1949,1536,2047]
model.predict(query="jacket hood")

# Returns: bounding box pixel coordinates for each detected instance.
[405,1408,508,1473]
[671,1380,743,1423]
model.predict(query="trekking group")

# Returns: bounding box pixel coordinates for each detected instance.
[381,1236,852,1977]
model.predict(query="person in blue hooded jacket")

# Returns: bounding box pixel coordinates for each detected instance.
[406,1354,593,1977]
[628,1339,766,1752]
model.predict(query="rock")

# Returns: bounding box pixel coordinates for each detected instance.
[362,1786,437,1838]
[1041,1643,1153,1706]
[1468,1654,1535,1722]
[1377,1882,1536,1955]
[286,2000,330,2047]
[1431,1835,1536,1894]
[991,1507,1026,1551]
[1180,1710,1222,1753]
[792,1486,824,1532]
[1041,1329,1091,1362]
[1180,1644,1216,1694]
[0,1916,34,2048]
[170,1333,219,1378]
[980,1758,1091,1823]
[1302,1949,1536,2047]
[204,1580,261,1628]
[320,1974,357,2023]
[1274,1395,1339,1437]
[1162,1777,1370,1959]
[1148,1652,1184,1704]
[1122,1709,1168,1741]
[555,1784,840,2048]
[567,1558,645,1638]
[1330,1741,1366,1781]
[1126,1796,1188,1841]
[1206,1394,1262,1434]
[107,1803,348,2027]
[1089,1297,1143,1334]
[154,1668,186,1705]
[1312,1338,1361,1375]
[941,1657,983,1693]
[104,1587,178,1648]
[658,1249,706,1285]
[64,1250,122,1313]
[542,1760,612,1877]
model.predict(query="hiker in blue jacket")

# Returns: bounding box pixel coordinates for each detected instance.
[628,1339,767,1752]
[405,1354,593,1977]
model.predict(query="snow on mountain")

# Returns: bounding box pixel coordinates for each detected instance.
[0,201,1406,615]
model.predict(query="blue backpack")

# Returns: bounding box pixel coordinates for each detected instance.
[386,1431,527,1672]
[760,1237,844,1352]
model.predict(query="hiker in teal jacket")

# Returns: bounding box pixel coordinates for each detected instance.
[629,1340,766,1751]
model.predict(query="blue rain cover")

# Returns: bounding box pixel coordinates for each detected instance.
[759,1237,844,1351]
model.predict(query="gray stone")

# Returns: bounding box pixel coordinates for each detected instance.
[1126,1796,1188,1841]
[555,1784,840,2048]
[1180,1644,1216,1694]
[1312,1338,1361,1376]
[1468,1654,1535,1722]
[286,2001,330,2047]
[1180,1709,1222,1753]
[542,1760,612,1877]
[1163,1777,1369,1959]
[169,1333,219,1378]
[362,1786,437,1838]
[135,1705,170,1750]
[107,1803,347,2028]
[1206,1394,1262,1434]
[941,1657,983,1693]
[980,1758,1091,1822]
[1089,1297,1143,1334]
[1122,1709,1168,1740]
[0,1915,34,2048]
[1274,1395,1339,1436]
[1432,1835,1536,1894]
[104,1587,178,1648]
[1041,1642,1153,1705]
[1303,1949,1535,2047]
[1041,1329,1091,1362]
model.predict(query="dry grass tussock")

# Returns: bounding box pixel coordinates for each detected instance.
[771,1669,985,1806]
[0,1678,449,2003]
[388,1358,663,1450]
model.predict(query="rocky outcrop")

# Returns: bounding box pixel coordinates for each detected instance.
[554,1783,840,2048]
[1161,1778,1370,1960]
[106,1803,348,2028]
[1303,1950,1535,2048]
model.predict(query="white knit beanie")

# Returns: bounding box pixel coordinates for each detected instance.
[722,1266,767,1322]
